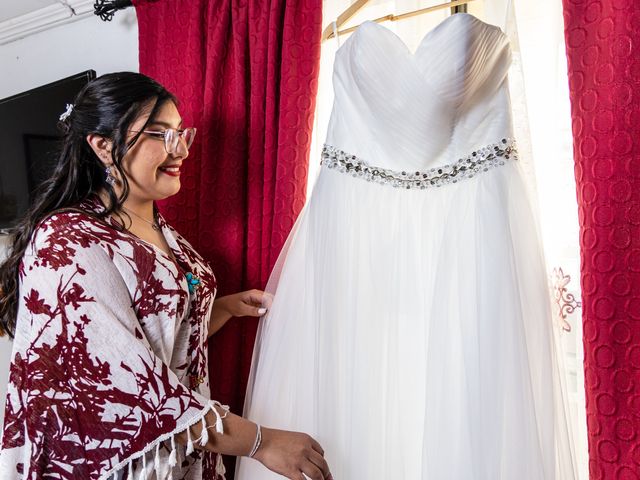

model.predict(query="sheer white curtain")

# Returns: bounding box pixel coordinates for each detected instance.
[512,1,588,477]
[309,1,588,477]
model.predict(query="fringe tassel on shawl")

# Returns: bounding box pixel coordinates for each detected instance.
[216,453,227,477]
[154,442,161,471]
[169,434,178,466]
[199,416,209,446]
[186,424,195,455]
[138,451,147,480]
[99,401,230,480]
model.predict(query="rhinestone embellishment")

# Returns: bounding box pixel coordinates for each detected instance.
[321,138,518,190]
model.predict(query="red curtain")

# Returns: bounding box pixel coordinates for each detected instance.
[562,1,640,477]
[135,0,322,472]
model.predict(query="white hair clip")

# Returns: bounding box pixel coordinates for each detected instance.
[59,103,74,121]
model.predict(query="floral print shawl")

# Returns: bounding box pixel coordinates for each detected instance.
[0,198,227,479]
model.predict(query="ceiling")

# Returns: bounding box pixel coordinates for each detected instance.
[0,0,61,23]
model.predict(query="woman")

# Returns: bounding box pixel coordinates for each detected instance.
[0,72,331,480]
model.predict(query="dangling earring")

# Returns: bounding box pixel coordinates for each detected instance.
[105,164,117,186]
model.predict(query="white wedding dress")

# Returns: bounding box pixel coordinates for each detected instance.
[236,13,577,480]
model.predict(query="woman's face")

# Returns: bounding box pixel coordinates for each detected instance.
[119,100,190,204]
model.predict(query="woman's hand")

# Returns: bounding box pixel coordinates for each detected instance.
[253,427,333,480]
[208,289,271,336]
[181,410,332,480]
[217,289,268,318]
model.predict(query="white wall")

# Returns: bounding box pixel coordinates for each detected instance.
[0,7,138,428]
[0,10,139,98]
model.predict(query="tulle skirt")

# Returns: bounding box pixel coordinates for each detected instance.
[236,159,576,479]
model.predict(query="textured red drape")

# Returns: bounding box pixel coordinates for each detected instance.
[562,2,640,476]
[135,0,322,472]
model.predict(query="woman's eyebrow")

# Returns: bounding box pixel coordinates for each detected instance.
[147,119,184,128]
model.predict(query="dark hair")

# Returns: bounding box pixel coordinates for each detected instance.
[0,72,177,338]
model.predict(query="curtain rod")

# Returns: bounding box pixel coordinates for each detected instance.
[94,0,133,21]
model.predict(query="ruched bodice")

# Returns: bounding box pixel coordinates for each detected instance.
[325,13,513,171]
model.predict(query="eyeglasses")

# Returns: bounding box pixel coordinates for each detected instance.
[133,127,197,155]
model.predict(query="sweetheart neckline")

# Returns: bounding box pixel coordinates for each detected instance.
[344,12,503,57]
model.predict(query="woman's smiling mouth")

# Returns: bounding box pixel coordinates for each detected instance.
[159,164,181,176]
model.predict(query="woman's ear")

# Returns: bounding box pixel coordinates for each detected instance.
[86,134,113,166]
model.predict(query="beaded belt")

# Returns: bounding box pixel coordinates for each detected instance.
[320,138,517,190]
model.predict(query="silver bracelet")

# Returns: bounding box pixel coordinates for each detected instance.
[248,423,262,457]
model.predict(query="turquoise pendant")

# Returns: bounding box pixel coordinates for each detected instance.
[185,272,201,294]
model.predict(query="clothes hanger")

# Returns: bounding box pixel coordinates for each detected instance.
[321,0,476,42]
[322,0,370,42]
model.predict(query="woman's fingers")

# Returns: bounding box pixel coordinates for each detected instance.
[244,289,265,305]
[254,428,331,480]
[241,289,268,316]
[309,437,325,456]
[245,289,275,309]
[261,292,275,308]
[240,288,274,310]
[308,449,331,479]
[243,303,266,317]
[300,461,325,480]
